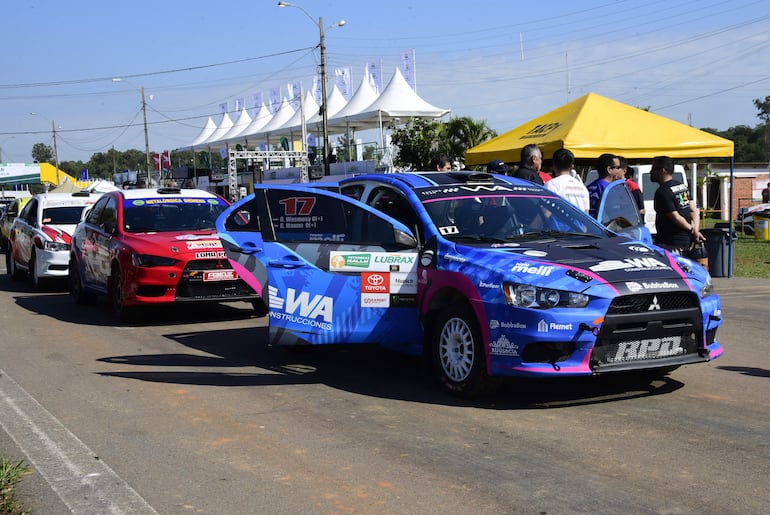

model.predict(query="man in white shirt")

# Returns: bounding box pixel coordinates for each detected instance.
[545,148,590,213]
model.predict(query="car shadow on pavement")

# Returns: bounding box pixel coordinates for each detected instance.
[96,325,686,409]
[11,288,257,327]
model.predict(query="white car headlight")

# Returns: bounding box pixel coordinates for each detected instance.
[503,282,589,309]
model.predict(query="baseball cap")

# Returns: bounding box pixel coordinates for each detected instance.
[487,160,510,173]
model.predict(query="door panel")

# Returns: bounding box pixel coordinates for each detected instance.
[217,186,421,349]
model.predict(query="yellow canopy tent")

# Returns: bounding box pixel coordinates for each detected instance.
[464,92,733,165]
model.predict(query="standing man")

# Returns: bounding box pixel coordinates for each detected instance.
[512,144,544,185]
[586,153,621,218]
[762,181,770,203]
[651,155,703,254]
[430,154,452,171]
[546,149,590,213]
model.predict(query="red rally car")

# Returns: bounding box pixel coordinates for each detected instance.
[69,187,260,320]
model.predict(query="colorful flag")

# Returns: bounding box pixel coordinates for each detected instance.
[219,102,228,114]
[152,153,161,171]
[161,151,171,171]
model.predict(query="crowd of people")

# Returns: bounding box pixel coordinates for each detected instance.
[433,145,702,255]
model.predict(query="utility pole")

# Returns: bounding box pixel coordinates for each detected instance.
[141,87,151,181]
[52,120,60,186]
[319,15,330,176]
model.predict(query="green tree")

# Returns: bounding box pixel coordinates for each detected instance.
[753,95,770,159]
[388,118,448,169]
[445,116,497,164]
[31,142,54,164]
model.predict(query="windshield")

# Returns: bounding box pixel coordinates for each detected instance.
[42,206,87,225]
[123,198,227,232]
[422,193,610,242]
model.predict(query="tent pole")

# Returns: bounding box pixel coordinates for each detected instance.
[728,156,734,278]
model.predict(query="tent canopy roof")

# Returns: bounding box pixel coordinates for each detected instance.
[465,92,734,166]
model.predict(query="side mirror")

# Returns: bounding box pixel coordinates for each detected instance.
[394,228,418,249]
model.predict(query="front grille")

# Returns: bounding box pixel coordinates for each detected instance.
[521,341,575,363]
[607,292,695,314]
[176,259,258,301]
[591,292,705,370]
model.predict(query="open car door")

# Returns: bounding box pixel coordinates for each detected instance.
[597,180,652,244]
[216,185,422,350]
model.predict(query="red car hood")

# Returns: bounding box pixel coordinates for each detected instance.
[121,231,226,259]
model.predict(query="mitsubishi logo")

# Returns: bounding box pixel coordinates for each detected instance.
[648,295,661,311]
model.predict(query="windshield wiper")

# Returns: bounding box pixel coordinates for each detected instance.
[517,230,602,240]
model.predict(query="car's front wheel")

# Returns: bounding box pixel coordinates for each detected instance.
[7,245,23,281]
[431,304,501,398]
[69,260,95,305]
[110,266,136,322]
[30,250,46,290]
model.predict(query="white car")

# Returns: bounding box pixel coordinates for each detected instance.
[7,191,100,288]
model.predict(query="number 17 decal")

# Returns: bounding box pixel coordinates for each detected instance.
[279,196,317,216]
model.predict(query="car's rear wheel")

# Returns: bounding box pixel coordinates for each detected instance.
[431,304,501,398]
[7,245,23,281]
[69,259,95,305]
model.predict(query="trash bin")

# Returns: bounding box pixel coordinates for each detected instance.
[702,228,734,277]
[754,216,770,240]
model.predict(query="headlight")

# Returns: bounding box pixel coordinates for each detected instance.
[700,273,715,298]
[131,254,177,267]
[43,241,70,252]
[503,282,589,309]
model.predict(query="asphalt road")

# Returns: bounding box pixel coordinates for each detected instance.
[0,266,768,514]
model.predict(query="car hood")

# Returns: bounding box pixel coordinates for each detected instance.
[452,235,696,296]
[42,224,78,243]
[121,231,225,258]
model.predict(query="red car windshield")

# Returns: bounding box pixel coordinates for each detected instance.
[122,197,227,233]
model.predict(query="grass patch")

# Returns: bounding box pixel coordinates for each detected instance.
[0,458,29,515]
[701,219,770,278]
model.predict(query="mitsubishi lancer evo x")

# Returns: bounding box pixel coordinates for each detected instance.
[215,171,723,397]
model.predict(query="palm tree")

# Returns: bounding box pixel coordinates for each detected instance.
[445,117,497,164]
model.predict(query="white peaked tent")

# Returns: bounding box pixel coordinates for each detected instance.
[307,84,348,125]
[188,117,217,148]
[329,76,379,128]
[218,107,252,143]
[238,103,274,143]
[344,68,450,128]
[203,112,234,146]
[258,97,296,139]
[276,90,319,137]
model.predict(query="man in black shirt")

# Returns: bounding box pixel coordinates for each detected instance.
[512,143,544,185]
[651,155,703,254]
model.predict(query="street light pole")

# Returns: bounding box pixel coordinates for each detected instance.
[318,15,330,176]
[277,2,344,177]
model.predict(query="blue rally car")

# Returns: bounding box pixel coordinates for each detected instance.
[216,171,723,397]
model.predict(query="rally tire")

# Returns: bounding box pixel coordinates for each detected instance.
[431,304,500,398]
[111,266,136,322]
[69,260,96,305]
[7,245,23,281]
[30,250,46,290]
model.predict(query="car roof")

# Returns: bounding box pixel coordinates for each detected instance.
[32,191,99,206]
[117,187,221,200]
[341,171,545,195]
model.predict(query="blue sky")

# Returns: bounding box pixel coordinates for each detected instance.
[2,0,769,164]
